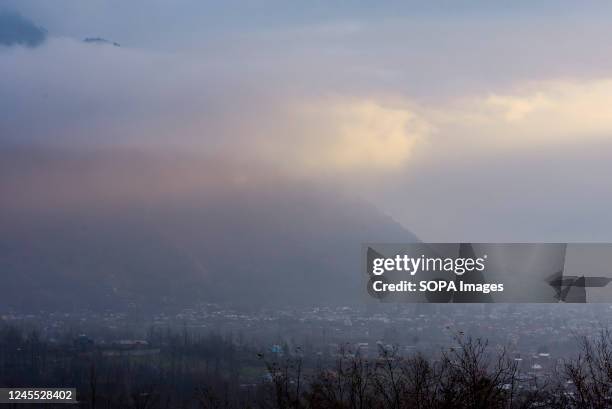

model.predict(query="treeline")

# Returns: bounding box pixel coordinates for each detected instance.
[0,324,255,408]
[1,324,612,408]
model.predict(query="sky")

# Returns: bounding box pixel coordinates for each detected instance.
[2,1,612,241]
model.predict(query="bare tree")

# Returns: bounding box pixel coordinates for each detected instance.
[563,329,612,409]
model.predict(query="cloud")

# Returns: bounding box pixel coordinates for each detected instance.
[0,37,434,176]
[424,79,612,159]
[309,100,426,171]
[3,28,612,185]
[0,11,46,47]
[366,80,612,241]
[3,7,612,242]
[249,98,431,174]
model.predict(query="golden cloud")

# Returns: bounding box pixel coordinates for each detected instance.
[250,78,612,176]
[433,79,612,151]
[253,98,432,174]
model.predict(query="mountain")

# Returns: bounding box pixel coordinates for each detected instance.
[83,37,121,47]
[0,147,417,311]
[0,11,46,47]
